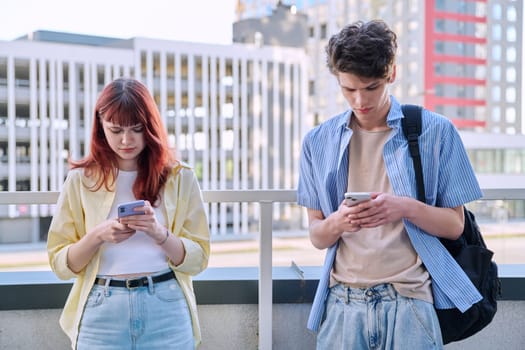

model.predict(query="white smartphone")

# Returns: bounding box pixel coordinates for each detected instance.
[117,200,145,218]
[344,192,371,207]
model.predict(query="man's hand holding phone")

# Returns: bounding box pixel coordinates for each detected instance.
[344,192,371,207]
[338,192,373,233]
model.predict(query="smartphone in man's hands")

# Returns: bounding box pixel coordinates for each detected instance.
[117,200,145,218]
[344,192,371,207]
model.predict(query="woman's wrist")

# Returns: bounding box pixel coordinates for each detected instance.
[157,228,170,245]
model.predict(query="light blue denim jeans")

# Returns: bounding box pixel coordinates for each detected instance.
[77,271,194,350]
[316,283,443,350]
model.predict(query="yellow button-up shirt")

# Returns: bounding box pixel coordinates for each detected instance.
[47,163,210,349]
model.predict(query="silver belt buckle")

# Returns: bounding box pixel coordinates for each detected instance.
[125,278,139,289]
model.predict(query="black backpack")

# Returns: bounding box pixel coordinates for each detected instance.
[401,104,500,344]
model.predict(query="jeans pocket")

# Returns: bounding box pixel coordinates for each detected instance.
[406,298,440,344]
[84,286,105,309]
[154,280,185,302]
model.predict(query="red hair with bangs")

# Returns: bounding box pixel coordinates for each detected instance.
[70,78,177,206]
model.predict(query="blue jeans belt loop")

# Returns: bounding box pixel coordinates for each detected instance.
[147,275,154,294]
[103,278,111,297]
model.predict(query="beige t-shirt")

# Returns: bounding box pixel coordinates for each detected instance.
[330,121,433,303]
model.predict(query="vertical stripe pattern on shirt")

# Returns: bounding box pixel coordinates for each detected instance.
[298,97,483,332]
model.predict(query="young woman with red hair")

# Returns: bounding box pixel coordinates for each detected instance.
[47,78,210,350]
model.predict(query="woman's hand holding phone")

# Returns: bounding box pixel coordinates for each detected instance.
[117,200,167,244]
[117,200,146,218]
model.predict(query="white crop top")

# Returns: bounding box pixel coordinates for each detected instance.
[97,170,169,276]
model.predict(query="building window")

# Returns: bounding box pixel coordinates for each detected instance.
[492,45,501,60]
[506,26,517,42]
[492,24,502,40]
[434,63,442,75]
[474,86,486,99]
[309,80,315,95]
[435,42,444,53]
[507,6,517,22]
[475,65,486,80]
[505,127,516,135]
[435,19,444,32]
[16,180,30,191]
[320,23,327,39]
[457,86,466,98]
[492,86,501,102]
[16,143,31,163]
[0,142,6,163]
[506,47,517,62]
[491,66,501,81]
[492,107,500,122]
[505,107,516,123]
[506,87,516,103]
[506,67,516,82]
[434,85,444,97]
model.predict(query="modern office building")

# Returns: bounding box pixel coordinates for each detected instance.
[234,0,525,215]
[236,0,523,131]
[0,31,309,243]
[2,0,525,244]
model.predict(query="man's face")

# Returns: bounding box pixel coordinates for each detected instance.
[337,71,393,121]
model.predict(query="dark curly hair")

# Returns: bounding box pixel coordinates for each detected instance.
[326,19,397,79]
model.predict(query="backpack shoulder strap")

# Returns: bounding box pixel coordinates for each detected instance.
[401,104,426,203]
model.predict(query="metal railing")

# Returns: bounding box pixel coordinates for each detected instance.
[1,188,525,350]
[0,190,297,350]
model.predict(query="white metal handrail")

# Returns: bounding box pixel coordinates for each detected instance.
[1,188,525,350]
[0,190,297,350]
[3,188,525,205]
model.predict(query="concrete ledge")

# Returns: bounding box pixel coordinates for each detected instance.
[1,265,524,310]
[1,301,524,349]
[1,266,525,350]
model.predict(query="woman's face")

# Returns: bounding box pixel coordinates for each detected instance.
[101,120,146,171]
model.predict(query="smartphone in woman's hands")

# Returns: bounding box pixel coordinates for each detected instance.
[117,200,145,218]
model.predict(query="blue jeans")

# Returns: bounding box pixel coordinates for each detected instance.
[77,271,194,350]
[317,283,443,350]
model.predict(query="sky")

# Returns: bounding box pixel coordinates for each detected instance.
[0,0,237,44]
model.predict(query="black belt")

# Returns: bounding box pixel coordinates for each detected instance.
[94,271,175,289]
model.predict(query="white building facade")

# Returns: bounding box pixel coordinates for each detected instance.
[235,0,525,217]
[0,33,310,242]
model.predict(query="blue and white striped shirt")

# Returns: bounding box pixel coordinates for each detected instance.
[297,96,484,332]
